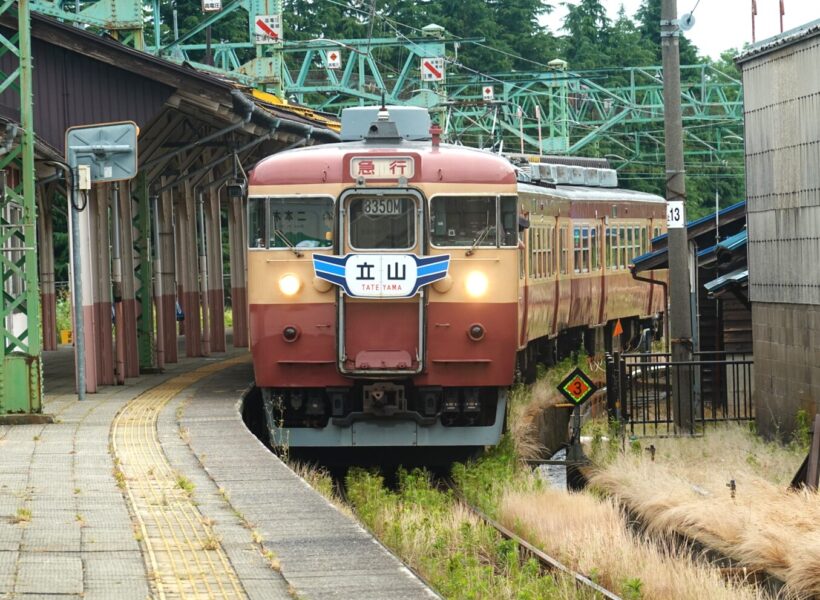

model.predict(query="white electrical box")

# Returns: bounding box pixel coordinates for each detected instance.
[77,165,91,190]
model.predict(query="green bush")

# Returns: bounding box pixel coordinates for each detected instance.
[56,290,72,332]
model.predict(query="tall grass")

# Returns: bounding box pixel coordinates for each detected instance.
[509,351,605,461]
[588,424,813,596]
[500,489,768,600]
[345,467,591,600]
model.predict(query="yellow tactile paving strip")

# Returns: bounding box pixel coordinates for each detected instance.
[111,357,250,600]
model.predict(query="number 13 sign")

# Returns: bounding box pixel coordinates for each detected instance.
[666,200,685,229]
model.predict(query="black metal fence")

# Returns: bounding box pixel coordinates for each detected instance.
[605,351,754,435]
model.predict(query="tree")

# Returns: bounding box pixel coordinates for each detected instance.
[607,6,656,72]
[560,0,611,70]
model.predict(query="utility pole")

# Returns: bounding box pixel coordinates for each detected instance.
[661,0,694,432]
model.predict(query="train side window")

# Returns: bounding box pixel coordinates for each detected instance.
[641,226,647,254]
[546,226,554,276]
[618,227,626,269]
[581,227,590,272]
[573,227,582,273]
[628,226,635,262]
[560,226,568,274]
[499,196,518,247]
[633,226,641,259]
[530,226,541,278]
[431,196,496,247]
[527,227,538,279]
[248,197,267,249]
[269,197,334,249]
[591,226,599,270]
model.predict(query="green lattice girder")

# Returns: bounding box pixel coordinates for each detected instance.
[442,64,743,165]
[0,0,41,412]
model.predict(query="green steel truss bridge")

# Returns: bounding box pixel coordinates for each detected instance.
[27,0,743,166]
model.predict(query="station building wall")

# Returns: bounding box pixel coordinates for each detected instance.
[738,22,820,438]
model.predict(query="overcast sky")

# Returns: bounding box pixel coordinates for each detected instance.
[541,0,820,59]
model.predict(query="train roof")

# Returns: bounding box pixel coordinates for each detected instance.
[249,141,517,186]
[517,181,665,204]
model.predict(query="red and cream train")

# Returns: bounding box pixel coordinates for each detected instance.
[247,106,665,450]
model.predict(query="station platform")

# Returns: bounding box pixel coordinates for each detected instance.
[0,347,436,599]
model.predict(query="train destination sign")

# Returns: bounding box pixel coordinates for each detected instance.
[557,368,597,406]
[313,253,450,298]
[350,156,415,180]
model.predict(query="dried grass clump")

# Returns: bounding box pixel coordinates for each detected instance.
[289,462,351,517]
[500,488,768,600]
[509,365,605,462]
[589,424,815,596]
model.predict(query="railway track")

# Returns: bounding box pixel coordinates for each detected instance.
[440,476,622,600]
[333,470,621,600]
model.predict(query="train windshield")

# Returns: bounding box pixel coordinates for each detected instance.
[347,195,416,250]
[247,197,333,249]
[430,195,518,247]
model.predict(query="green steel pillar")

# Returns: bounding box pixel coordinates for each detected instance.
[248,0,283,96]
[0,0,42,412]
[134,172,155,371]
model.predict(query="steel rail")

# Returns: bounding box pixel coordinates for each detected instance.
[442,477,622,600]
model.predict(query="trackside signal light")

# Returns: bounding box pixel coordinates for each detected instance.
[465,271,489,298]
[278,273,301,296]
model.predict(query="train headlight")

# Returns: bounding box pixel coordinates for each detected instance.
[278,273,301,296]
[465,271,489,298]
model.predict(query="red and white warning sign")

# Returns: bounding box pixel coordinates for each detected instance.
[482,85,494,101]
[254,14,282,45]
[420,57,445,82]
[327,50,342,69]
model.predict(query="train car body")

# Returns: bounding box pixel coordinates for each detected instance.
[247,106,665,452]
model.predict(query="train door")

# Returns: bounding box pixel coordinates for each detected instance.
[337,189,425,375]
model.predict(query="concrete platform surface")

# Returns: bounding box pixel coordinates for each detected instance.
[0,347,437,599]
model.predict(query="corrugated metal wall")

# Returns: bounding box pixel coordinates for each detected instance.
[0,31,173,154]
[742,35,820,305]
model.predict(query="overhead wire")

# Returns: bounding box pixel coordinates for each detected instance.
[314,0,743,163]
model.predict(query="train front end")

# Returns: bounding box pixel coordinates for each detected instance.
[247,107,520,454]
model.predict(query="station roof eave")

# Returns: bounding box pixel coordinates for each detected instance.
[0,10,340,165]
[736,18,820,65]
[704,268,749,301]
[631,200,748,275]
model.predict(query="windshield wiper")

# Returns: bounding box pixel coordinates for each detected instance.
[466,212,492,256]
[273,228,303,257]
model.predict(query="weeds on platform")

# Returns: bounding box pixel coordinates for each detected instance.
[345,467,586,600]
[202,534,221,551]
[12,508,31,524]
[175,473,195,496]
